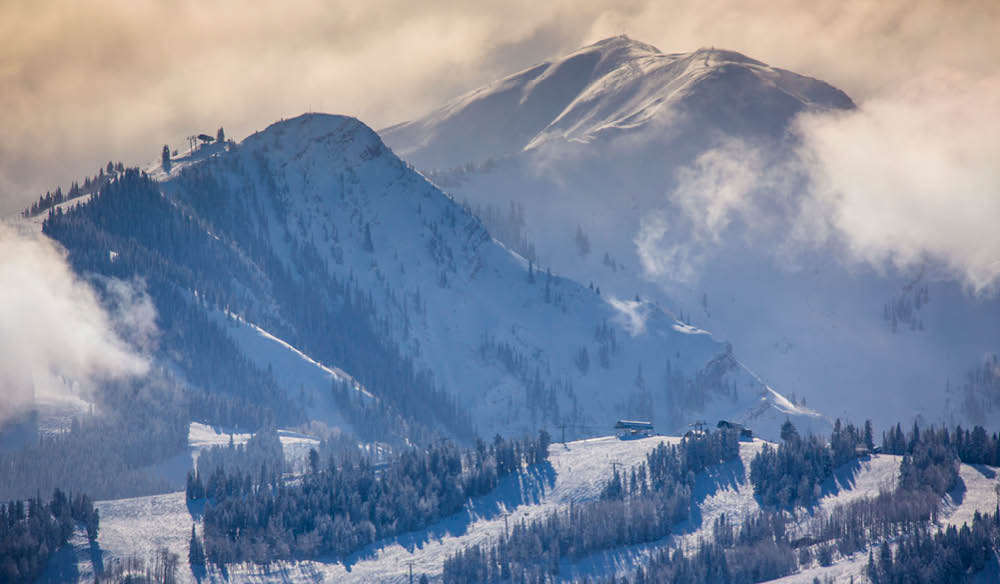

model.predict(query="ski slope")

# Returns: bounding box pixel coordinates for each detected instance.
[71,434,1000,583]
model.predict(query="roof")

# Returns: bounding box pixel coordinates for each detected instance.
[614,420,653,429]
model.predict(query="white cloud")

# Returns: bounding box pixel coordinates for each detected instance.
[634,72,1000,292]
[634,139,806,283]
[607,296,652,336]
[0,226,153,425]
[796,73,1000,292]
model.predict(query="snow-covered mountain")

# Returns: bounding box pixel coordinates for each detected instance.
[36,112,823,444]
[381,36,1000,431]
[383,35,852,171]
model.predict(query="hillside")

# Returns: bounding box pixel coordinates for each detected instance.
[380,36,1000,431]
[37,113,824,444]
[64,432,1000,583]
[382,35,853,171]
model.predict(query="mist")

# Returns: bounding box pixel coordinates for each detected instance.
[629,69,1000,293]
[0,226,153,426]
[796,73,1000,292]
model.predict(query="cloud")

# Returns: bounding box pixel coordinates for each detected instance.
[2,0,997,219]
[796,73,1000,292]
[0,0,608,214]
[607,296,652,336]
[635,139,807,283]
[633,72,1000,292]
[0,226,153,425]
[584,0,1000,101]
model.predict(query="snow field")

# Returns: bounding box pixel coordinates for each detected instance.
[76,433,999,583]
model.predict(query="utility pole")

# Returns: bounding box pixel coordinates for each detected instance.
[557,423,567,444]
[407,560,414,584]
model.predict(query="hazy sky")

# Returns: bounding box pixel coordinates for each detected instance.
[1,0,998,215]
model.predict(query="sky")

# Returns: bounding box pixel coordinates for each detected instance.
[2,0,998,216]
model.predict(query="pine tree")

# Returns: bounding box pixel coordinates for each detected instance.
[162,145,171,172]
[574,224,590,257]
[309,448,320,473]
[189,524,205,567]
[216,127,225,143]
[363,222,374,252]
[85,507,99,542]
[780,419,799,443]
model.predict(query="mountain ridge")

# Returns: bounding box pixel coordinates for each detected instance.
[378,37,999,432]
[382,35,854,171]
[34,111,827,444]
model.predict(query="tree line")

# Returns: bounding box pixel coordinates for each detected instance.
[883,421,1000,467]
[0,375,188,502]
[0,489,99,582]
[441,429,741,583]
[22,161,124,218]
[749,418,877,508]
[867,509,999,584]
[445,419,999,583]
[188,432,551,566]
[43,164,475,446]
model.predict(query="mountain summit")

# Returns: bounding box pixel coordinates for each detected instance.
[382,35,853,170]
[38,112,825,445]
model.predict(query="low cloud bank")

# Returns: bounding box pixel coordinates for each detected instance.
[636,73,1000,293]
[0,226,154,425]
[797,73,1000,292]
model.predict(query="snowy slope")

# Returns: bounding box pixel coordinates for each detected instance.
[154,112,823,441]
[382,35,852,171]
[74,435,1000,583]
[380,36,1000,432]
[209,311,372,433]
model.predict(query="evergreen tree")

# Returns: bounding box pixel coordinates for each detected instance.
[780,419,799,443]
[574,224,590,257]
[189,524,206,567]
[363,222,374,252]
[864,419,875,450]
[85,506,100,542]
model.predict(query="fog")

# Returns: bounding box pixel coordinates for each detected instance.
[797,73,1000,292]
[0,226,153,424]
[635,72,1000,292]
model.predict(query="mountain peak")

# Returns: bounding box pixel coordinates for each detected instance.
[382,37,854,170]
[242,112,391,168]
[580,34,662,56]
[688,46,768,67]
[252,113,378,146]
